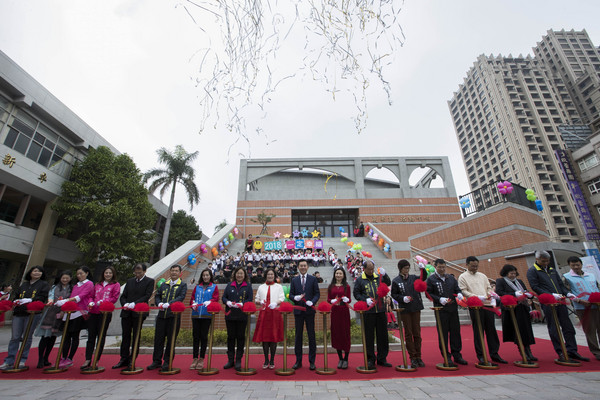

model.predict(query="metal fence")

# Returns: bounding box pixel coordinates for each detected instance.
[459,181,538,217]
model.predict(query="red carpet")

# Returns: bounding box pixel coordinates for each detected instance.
[1,326,599,380]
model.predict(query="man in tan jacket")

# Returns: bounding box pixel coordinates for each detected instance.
[458,256,506,365]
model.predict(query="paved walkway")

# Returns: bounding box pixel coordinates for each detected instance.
[0,372,599,399]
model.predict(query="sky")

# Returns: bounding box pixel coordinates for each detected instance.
[1,0,599,235]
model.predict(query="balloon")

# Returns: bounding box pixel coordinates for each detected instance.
[283,285,292,303]
[274,231,281,239]
[459,197,471,209]
[384,247,389,252]
[223,239,229,246]
[301,228,309,237]
[378,238,384,247]
[339,227,345,232]
[497,181,513,195]
[425,264,435,276]
[525,189,534,195]
[228,233,234,241]
[347,241,354,247]
[200,243,206,250]
[187,254,194,262]
[156,278,166,288]
[201,247,208,254]
[356,243,362,250]
[373,233,379,240]
[368,230,373,236]
[341,232,348,237]
[341,237,348,243]
[190,257,197,265]
[233,227,239,235]
[415,255,427,265]
[212,247,218,256]
[365,226,370,232]
[527,194,537,201]
[535,199,543,211]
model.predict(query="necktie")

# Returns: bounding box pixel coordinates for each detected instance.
[302,275,306,290]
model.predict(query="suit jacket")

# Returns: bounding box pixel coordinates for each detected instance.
[289,274,320,315]
[119,275,155,318]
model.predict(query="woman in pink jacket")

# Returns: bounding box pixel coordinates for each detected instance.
[55,266,94,368]
[81,266,121,370]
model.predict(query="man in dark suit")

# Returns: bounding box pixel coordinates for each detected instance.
[112,263,155,369]
[289,259,320,370]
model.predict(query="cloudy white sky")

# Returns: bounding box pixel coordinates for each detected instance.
[1,0,599,235]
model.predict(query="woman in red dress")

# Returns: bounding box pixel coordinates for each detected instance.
[252,268,285,369]
[328,267,351,369]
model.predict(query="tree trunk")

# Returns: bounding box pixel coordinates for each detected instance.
[159,182,177,259]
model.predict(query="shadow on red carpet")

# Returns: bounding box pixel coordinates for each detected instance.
[1,326,599,380]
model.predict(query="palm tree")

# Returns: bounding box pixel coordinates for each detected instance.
[214,219,228,234]
[144,145,200,259]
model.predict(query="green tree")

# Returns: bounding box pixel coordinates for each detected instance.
[251,210,276,234]
[144,145,200,259]
[214,218,228,234]
[53,146,155,277]
[168,210,203,254]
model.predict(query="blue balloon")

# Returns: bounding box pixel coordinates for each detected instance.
[535,199,543,211]
[339,227,344,232]
[190,257,197,265]
[223,239,229,246]
[187,254,194,262]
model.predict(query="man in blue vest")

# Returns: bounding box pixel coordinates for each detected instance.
[563,256,600,361]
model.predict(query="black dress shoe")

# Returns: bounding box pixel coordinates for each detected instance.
[341,360,348,369]
[223,360,234,369]
[410,359,419,368]
[568,352,590,362]
[147,362,161,370]
[491,354,508,364]
[446,361,457,368]
[234,361,242,371]
[377,361,392,367]
[337,360,343,369]
[309,363,316,370]
[112,359,129,369]
[417,359,426,368]
[454,357,468,365]
[367,362,376,370]
[292,362,302,370]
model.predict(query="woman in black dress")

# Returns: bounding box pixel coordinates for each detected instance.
[495,264,537,361]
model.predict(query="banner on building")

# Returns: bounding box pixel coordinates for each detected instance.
[264,240,283,251]
[555,149,600,240]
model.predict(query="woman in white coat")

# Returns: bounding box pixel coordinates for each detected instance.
[252,268,285,368]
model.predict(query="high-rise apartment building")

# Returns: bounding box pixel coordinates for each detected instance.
[449,29,600,243]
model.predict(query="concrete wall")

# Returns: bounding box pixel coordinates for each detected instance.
[409,203,552,283]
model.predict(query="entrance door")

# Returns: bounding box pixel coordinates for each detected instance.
[291,209,358,237]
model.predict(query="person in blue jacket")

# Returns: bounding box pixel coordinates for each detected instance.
[189,268,220,369]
